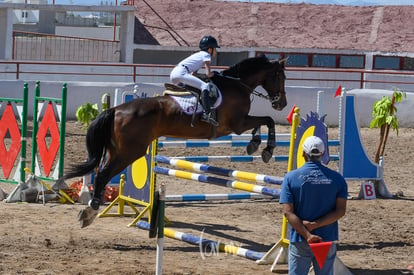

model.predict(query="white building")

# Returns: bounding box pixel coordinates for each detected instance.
[2,0,47,24]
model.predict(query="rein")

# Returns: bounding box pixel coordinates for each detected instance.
[222,74,284,104]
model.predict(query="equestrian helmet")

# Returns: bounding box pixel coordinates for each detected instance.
[199,35,220,51]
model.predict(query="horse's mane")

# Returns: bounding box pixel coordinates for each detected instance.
[222,55,271,78]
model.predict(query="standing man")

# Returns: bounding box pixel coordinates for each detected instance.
[280,136,348,275]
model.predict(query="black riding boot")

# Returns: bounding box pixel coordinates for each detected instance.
[200,89,219,126]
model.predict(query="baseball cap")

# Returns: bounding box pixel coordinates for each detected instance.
[302,136,325,157]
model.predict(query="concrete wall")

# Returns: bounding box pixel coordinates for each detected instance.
[133,48,249,67]
[55,26,120,40]
[1,80,413,127]
[0,9,7,60]
[0,8,13,60]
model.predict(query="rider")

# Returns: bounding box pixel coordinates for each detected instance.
[170,35,220,126]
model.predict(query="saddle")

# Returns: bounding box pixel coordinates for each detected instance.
[163,83,194,96]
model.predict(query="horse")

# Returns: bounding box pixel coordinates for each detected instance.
[64,55,287,228]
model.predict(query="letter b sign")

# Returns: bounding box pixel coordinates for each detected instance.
[362,182,376,200]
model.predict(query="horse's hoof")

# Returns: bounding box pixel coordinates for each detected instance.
[78,207,98,228]
[247,140,260,155]
[261,150,273,163]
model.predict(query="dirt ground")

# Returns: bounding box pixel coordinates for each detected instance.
[0,121,413,274]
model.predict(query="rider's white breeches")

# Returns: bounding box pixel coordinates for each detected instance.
[170,66,209,91]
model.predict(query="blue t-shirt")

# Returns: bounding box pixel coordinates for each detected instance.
[279,161,348,243]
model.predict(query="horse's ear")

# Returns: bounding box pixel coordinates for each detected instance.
[269,57,288,65]
[278,57,288,65]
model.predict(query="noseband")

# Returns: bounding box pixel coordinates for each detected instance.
[252,89,284,105]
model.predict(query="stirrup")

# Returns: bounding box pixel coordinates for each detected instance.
[201,113,219,126]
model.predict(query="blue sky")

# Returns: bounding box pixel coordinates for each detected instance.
[52,0,413,6]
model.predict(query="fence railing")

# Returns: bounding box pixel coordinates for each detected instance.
[13,31,120,62]
[1,60,414,92]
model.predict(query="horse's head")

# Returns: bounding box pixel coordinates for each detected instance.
[222,55,287,111]
[262,58,287,111]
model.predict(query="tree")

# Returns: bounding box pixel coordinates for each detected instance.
[75,93,111,130]
[368,89,406,197]
[370,89,406,164]
[75,102,99,130]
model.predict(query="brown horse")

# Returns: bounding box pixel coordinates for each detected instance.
[64,55,287,228]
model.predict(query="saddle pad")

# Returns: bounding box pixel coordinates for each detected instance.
[170,95,203,115]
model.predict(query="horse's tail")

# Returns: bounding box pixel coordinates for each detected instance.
[63,108,115,180]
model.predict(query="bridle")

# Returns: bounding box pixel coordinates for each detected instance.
[222,69,285,105]
[252,88,284,106]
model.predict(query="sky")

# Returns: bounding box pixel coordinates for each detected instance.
[52,0,414,6]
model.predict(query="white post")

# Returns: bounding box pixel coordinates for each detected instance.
[155,183,166,275]
[316,90,324,116]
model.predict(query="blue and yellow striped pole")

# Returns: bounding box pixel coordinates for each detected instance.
[138,220,265,261]
[153,166,281,198]
[155,155,283,185]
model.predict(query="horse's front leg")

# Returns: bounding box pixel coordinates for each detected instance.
[234,116,276,163]
[246,127,261,155]
[262,126,276,163]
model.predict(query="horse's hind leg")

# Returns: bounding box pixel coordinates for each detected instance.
[246,127,261,155]
[78,159,127,228]
[77,170,108,228]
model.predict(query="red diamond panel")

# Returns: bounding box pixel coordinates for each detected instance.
[0,103,21,179]
[36,103,60,177]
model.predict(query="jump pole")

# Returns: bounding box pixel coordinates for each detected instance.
[153,166,281,198]
[155,155,283,185]
[158,139,291,148]
[160,133,289,141]
[165,192,268,202]
[158,141,339,162]
[155,183,166,275]
[137,221,266,262]
[165,155,291,162]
